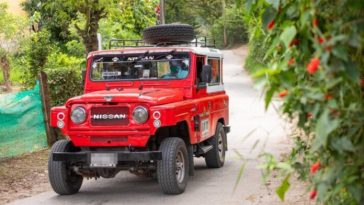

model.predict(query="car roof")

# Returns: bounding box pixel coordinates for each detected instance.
[88,46,223,59]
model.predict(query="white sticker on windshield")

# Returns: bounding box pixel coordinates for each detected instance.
[102,72,121,77]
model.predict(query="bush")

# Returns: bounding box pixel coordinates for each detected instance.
[45,51,84,106]
[247,0,364,203]
[46,67,83,106]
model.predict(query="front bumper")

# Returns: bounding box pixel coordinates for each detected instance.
[53,151,162,164]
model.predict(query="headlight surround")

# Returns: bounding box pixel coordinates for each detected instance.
[133,106,148,124]
[71,106,87,124]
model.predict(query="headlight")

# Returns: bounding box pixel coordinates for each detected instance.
[133,106,148,124]
[71,106,87,124]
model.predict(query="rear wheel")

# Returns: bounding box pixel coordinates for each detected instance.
[205,123,226,168]
[48,140,83,195]
[157,137,189,194]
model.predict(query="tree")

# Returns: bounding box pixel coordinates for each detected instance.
[0,3,27,91]
[72,0,115,54]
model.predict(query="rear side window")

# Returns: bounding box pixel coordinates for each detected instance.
[207,58,220,85]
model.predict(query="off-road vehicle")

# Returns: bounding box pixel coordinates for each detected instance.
[49,24,230,195]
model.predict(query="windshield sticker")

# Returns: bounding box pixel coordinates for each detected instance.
[102,72,122,77]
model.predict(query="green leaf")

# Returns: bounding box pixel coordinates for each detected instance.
[276,175,291,201]
[331,137,355,153]
[280,26,297,48]
[312,110,340,151]
[265,85,277,110]
[332,45,348,61]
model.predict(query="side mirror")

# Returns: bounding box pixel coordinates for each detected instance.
[201,64,212,84]
[81,70,86,86]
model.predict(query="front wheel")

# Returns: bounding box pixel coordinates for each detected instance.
[157,137,189,194]
[48,140,83,195]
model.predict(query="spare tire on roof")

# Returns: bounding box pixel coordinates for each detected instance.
[143,24,195,45]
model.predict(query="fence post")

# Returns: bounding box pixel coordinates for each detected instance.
[39,71,57,146]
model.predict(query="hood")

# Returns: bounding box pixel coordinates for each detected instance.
[67,88,184,106]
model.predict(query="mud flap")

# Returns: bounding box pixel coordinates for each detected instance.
[188,144,195,176]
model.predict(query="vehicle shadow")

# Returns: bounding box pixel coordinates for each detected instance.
[45,158,234,205]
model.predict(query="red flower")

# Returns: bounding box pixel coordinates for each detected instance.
[288,58,295,65]
[306,57,320,75]
[268,20,275,30]
[279,90,288,98]
[313,18,318,28]
[318,37,325,44]
[310,161,321,174]
[325,93,333,100]
[310,189,317,200]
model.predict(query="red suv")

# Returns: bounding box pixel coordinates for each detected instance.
[48,24,230,195]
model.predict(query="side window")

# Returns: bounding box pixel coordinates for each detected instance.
[207,58,220,85]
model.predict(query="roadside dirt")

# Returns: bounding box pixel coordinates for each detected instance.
[0,149,50,205]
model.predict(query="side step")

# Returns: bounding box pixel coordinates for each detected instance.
[195,145,213,157]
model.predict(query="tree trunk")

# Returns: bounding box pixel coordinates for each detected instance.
[0,54,11,92]
[75,0,106,55]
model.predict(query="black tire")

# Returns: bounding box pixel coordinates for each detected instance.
[205,123,226,168]
[143,24,195,45]
[48,140,83,195]
[157,137,189,194]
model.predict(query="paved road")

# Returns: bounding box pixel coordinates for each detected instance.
[9,47,305,205]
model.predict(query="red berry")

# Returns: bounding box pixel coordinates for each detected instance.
[268,20,275,30]
[310,189,317,200]
[306,57,320,75]
[278,90,288,98]
[310,161,320,174]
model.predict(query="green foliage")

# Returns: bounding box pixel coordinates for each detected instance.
[22,0,78,42]
[99,0,158,49]
[243,4,269,73]
[165,0,248,48]
[211,6,248,48]
[44,51,84,106]
[246,0,364,203]
[22,30,53,87]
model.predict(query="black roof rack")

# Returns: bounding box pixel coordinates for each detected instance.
[109,37,216,49]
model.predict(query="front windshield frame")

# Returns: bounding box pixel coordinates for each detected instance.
[89,52,191,82]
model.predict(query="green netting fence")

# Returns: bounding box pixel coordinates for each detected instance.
[0,82,47,159]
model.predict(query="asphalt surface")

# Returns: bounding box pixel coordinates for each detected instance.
[8,47,306,205]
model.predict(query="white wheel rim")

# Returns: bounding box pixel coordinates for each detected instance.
[175,150,185,184]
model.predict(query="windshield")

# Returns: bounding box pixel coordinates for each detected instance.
[90,53,190,81]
